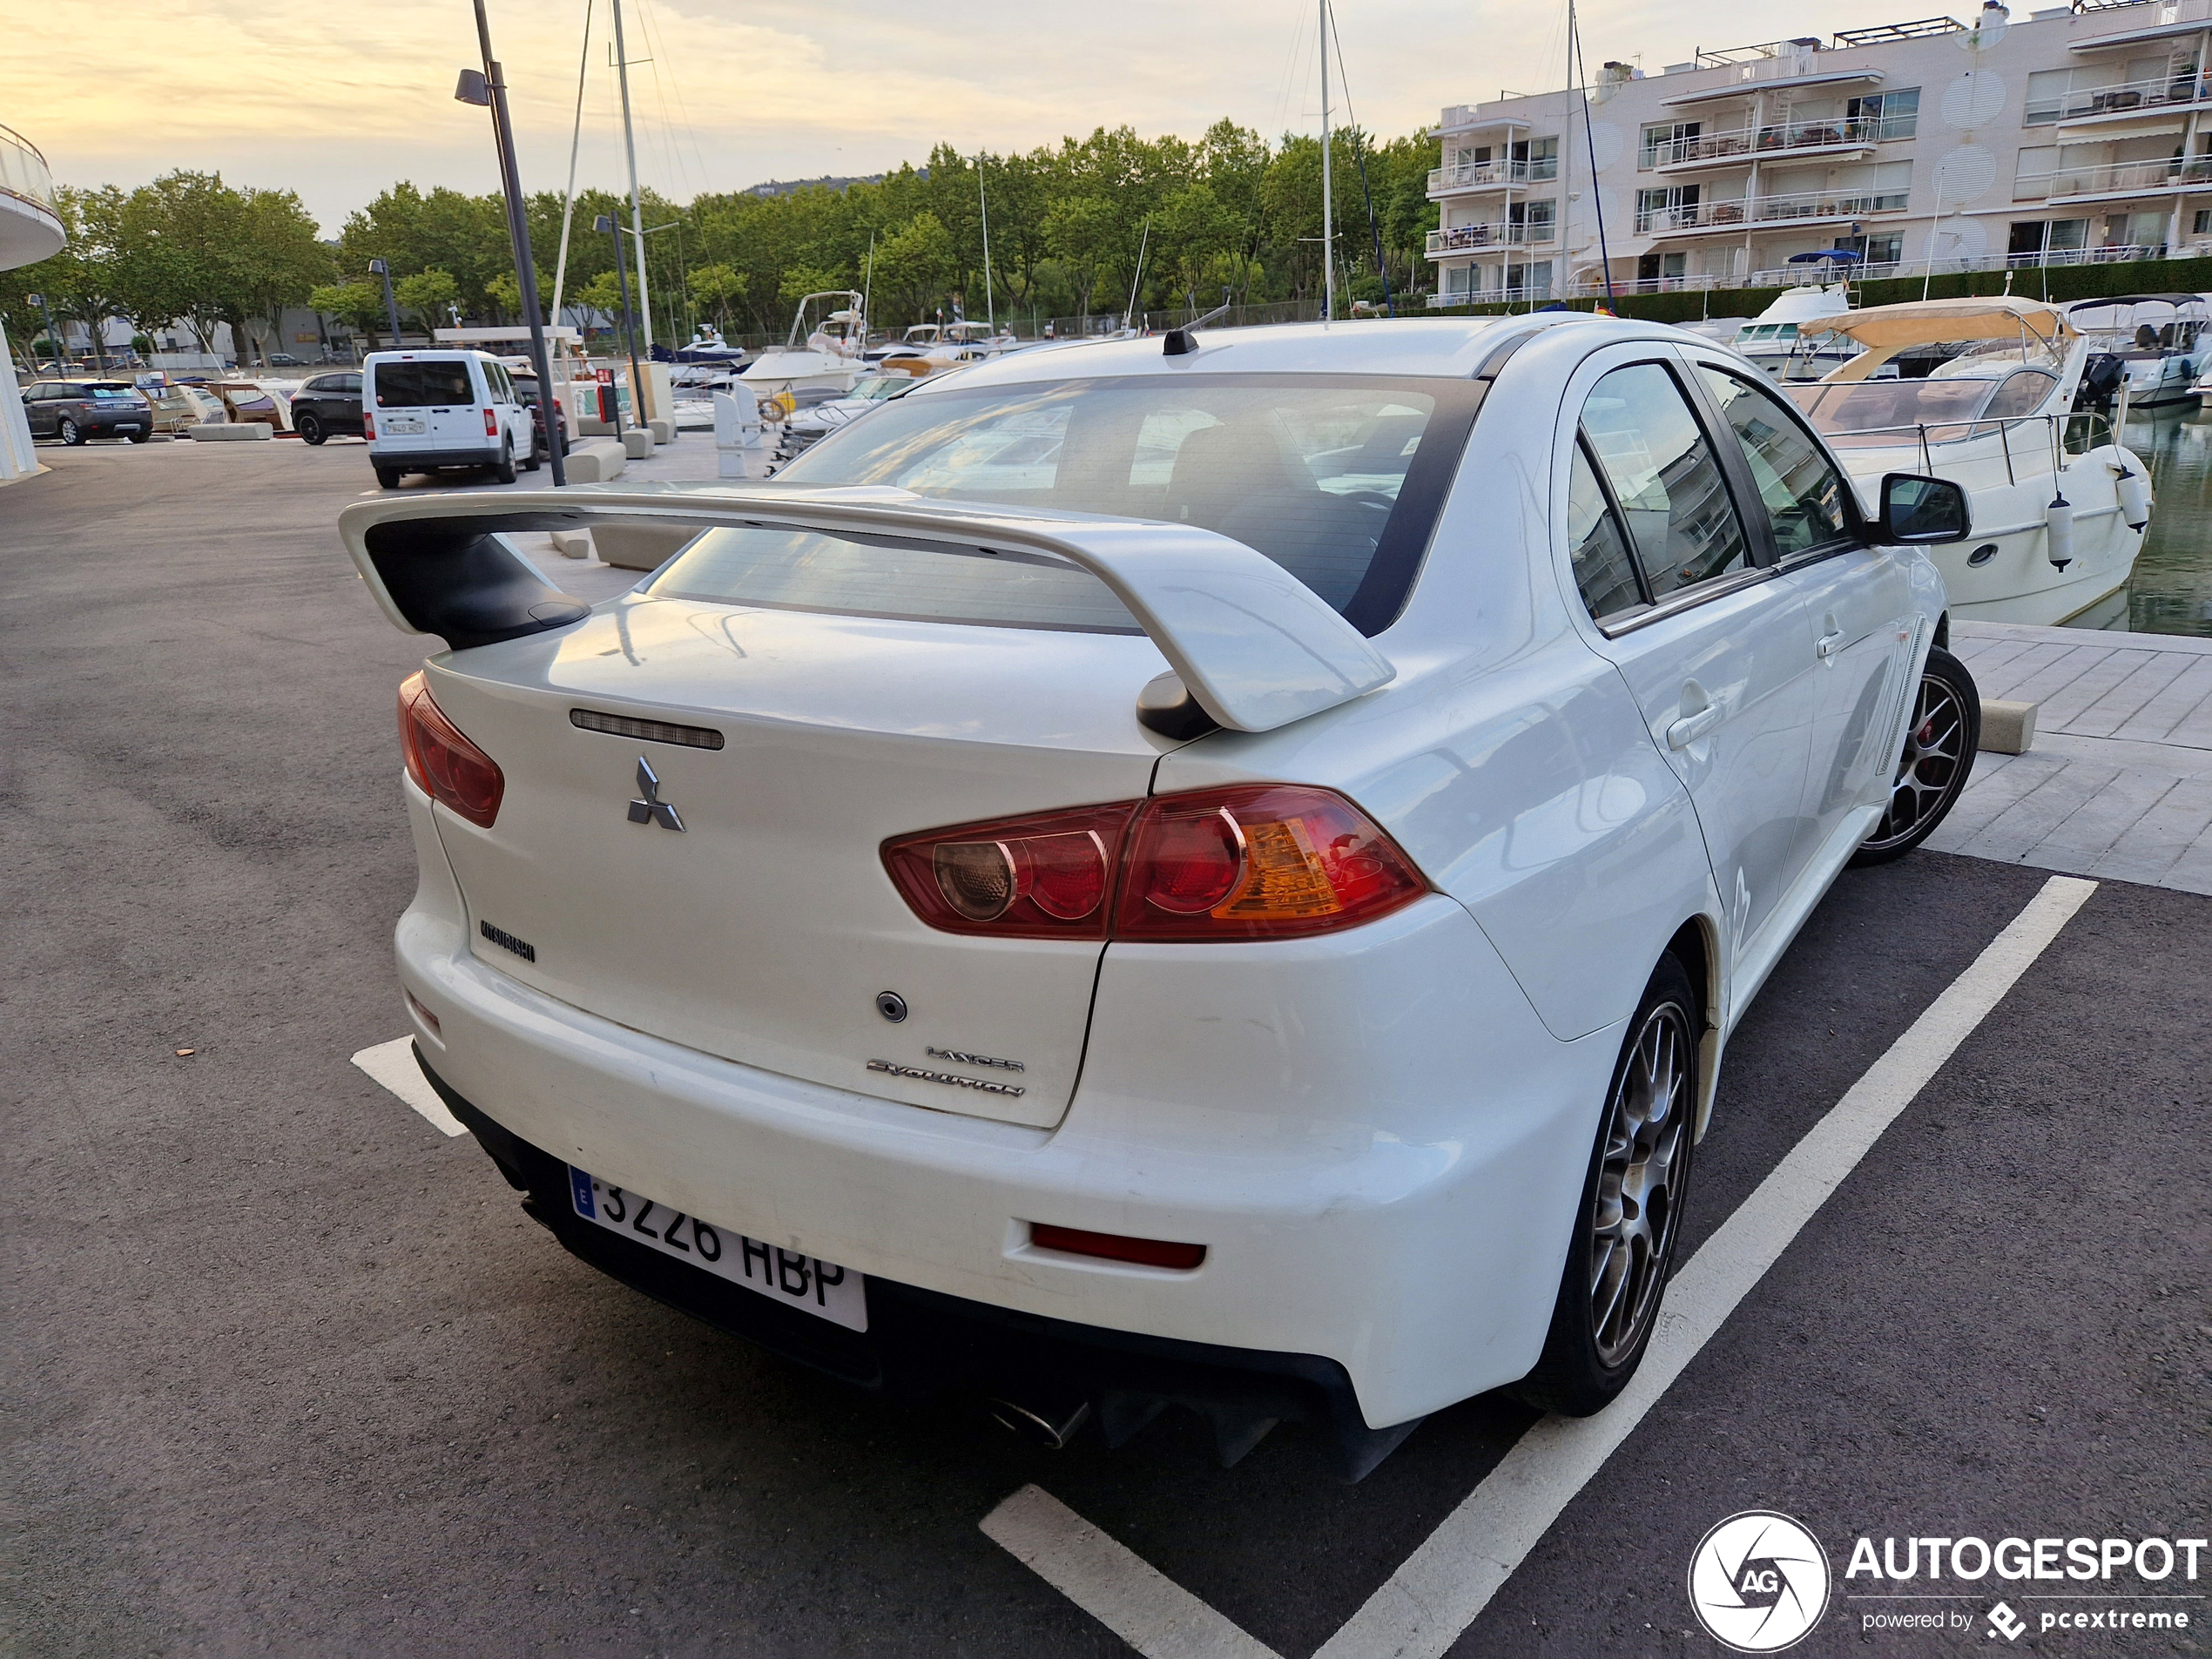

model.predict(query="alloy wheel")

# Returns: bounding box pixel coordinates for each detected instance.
[1863,671,1968,853]
[1588,996,1692,1367]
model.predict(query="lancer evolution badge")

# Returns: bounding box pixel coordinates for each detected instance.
[627,756,684,831]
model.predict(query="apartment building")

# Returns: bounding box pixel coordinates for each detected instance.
[1427,0,2212,302]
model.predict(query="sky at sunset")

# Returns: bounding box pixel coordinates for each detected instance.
[12,0,1995,231]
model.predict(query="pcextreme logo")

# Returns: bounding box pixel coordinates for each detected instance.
[1688,1511,1832,1653]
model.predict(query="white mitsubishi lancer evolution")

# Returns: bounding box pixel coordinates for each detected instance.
[341,314,1979,1479]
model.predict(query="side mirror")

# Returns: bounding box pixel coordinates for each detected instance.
[1878,473,1971,544]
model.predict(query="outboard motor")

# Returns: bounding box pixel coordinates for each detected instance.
[2078,353,2125,412]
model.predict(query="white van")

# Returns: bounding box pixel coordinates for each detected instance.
[361,350,535,489]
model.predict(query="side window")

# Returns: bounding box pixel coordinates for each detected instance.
[1567,439,1646,622]
[341,374,362,395]
[1580,362,1751,599]
[1696,366,1854,558]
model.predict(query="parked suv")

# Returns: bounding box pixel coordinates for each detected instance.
[289,371,365,444]
[509,368,567,466]
[362,350,534,488]
[22,381,152,444]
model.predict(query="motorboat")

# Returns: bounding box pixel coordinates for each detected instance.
[767,368,928,470]
[862,323,942,364]
[1732,281,1860,382]
[1790,295,2150,626]
[2066,293,2206,411]
[741,291,868,415]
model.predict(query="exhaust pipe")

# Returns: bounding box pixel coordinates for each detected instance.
[986,1394,1093,1450]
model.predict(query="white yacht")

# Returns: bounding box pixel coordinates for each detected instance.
[741,291,869,413]
[1731,282,1860,382]
[1788,296,2150,626]
[2067,293,2207,411]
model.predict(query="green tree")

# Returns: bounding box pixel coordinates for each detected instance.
[1043,194,1122,320]
[310,280,391,348]
[394,268,459,338]
[871,213,954,324]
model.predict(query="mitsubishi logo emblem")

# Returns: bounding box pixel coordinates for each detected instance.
[627,756,684,831]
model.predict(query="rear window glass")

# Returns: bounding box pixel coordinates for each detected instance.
[373,362,475,407]
[772,374,1480,634]
[88,386,139,400]
[647,526,1141,635]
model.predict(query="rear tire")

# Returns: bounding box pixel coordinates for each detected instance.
[126,429,151,443]
[492,441,516,484]
[1513,953,1699,1417]
[374,465,403,489]
[523,443,542,472]
[59,418,83,446]
[296,413,326,445]
[1849,646,1979,867]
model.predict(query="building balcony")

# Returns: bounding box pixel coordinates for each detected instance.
[1647,115,1905,172]
[1426,220,1557,257]
[2015,155,2212,202]
[1427,157,1560,196]
[0,124,62,272]
[2024,71,2212,127]
[1635,189,1909,236]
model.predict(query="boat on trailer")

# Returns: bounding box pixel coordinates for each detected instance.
[1789,295,2151,626]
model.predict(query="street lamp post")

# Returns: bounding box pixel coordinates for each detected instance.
[27,291,64,370]
[368,259,402,347]
[457,0,567,485]
[594,214,645,436]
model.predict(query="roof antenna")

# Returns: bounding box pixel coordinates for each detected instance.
[1163,299,1233,356]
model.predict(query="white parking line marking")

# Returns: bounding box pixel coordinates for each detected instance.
[1315,873,2099,1659]
[981,1485,1283,1659]
[981,875,2099,1659]
[351,1036,466,1136]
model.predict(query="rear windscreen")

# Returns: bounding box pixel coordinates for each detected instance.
[772,373,1481,634]
[374,363,475,408]
[646,526,1141,635]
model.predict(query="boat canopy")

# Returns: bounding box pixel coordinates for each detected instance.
[1811,296,2075,381]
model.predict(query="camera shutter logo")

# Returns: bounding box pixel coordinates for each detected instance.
[1687,1511,1832,1653]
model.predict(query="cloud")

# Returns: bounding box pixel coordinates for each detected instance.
[12,0,1988,231]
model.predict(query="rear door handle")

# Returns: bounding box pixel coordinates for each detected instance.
[1666,705,1725,749]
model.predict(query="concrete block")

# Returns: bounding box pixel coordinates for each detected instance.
[185,421,271,442]
[550,529,595,559]
[563,438,626,483]
[575,415,617,437]
[1980,698,2038,755]
[621,426,657,460]
[647,418,675,445]
[592,521,698,572]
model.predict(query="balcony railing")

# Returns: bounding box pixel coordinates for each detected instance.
[2024,70,2212,125]
[1426,220,1557,255]
[1644,115,1908,169]
[0,123,55,214]
[2015,154,2212,199]
[1428,281,1555,308]
[1427,156,1560,193]
[1635,188,1910,233]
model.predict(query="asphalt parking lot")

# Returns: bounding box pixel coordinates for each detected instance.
[3,438,2207,1658]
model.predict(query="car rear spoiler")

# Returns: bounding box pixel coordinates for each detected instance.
[335,485,1397,735]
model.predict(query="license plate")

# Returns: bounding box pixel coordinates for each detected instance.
[567,1167,867,1331]
[382,416,426,435]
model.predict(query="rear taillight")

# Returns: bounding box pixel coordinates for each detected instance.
[1029,1224,1205,1270]
[398,671,503,827]
[482,407,498,436]
[880,804,1136,938]
[362,410,374,439]
[880,786,1425,942]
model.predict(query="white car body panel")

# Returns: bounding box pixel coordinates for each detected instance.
[366,315,1952,1429]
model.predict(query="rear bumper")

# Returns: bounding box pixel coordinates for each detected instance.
[395,786,1619,1431]
[371,445,502,471]
[426,1057,1414,1478]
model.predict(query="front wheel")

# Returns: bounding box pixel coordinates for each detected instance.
[58,418,83,446]
[1513,954,1699,1417]
[1849,645,1979,867]
[296,412,326,445]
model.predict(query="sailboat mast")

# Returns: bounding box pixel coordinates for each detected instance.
[610,0,653,349]
[977,153,995,334]
[1320,0,1335,321]
[550,0,593,330]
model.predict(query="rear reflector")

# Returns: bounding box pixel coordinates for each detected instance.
[398,671,503,827]
[1029,1224,1206,1271]
[406,991,442,1036]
